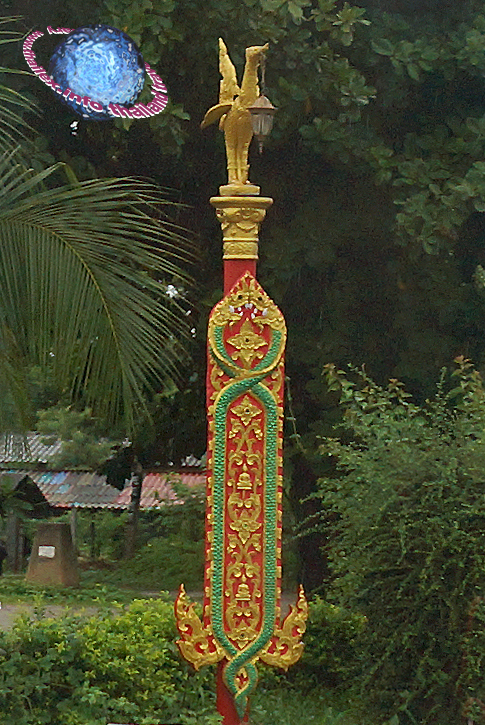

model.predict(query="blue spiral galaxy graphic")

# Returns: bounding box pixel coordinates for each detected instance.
[48,24,145,119]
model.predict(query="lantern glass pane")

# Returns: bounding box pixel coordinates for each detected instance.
[251,112,274,136]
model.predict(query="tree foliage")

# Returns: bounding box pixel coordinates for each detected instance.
[12,0,485,435]
[36,406,120,469]
[10,2,485,598]
[0,156,195,431]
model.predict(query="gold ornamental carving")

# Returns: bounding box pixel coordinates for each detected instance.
[210,195,273,261]
[260,586,309,670]
[223,242,259,260]
[175,585,224,670]
[227,319,267,367]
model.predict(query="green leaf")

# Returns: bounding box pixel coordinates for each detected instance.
[473,198,485,212]
[407,62,420,80]
[288,0,304,22]
[371,38,395,56]
[261,0,287,10]
[0,80,196,433]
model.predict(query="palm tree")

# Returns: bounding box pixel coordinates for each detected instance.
[0,19,195,434]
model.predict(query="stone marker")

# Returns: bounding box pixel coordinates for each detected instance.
[26,522,79,587]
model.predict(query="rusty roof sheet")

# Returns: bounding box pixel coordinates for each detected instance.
[114,471,205,509]
[3,470,205,510]
[7,470,121,508]
[0,433,62,464]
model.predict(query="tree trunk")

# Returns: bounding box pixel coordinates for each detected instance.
[290,453,331,595]
[6,512,21,573]
[124,458,143,559]
[69,509,78,554]
[89,511,96,560]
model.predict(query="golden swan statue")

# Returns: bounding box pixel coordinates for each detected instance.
[201,38,269,194]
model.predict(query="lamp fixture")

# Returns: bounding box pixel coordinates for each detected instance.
[247,54,277,153]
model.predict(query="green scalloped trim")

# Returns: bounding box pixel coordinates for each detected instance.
[213,323,282,375]
[210,335,281,717]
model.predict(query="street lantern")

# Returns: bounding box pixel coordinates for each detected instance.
[248,94,277,152]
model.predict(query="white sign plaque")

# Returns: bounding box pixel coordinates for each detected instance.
[38,545,56,558]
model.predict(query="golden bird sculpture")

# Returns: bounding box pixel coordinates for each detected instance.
[201,38,269,194]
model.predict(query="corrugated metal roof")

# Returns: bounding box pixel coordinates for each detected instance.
[6,470,121,508]
[2,470,205,510]
[0,433,62,463]
[114,471,205,509]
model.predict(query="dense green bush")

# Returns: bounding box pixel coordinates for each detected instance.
[111,536,205,591]
[0,593,370,725]
[462,596,485,723]
[295,598,366,689]
[273,597,367,691]
[317,357,485,724]
[251,687,368,725]
[0,584,387,725]
[251,597,373,724]
[0,598,221,725]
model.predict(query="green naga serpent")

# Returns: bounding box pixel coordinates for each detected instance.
[205,272,286,717]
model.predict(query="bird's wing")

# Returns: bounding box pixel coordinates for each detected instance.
[219,37,240,103]
[201,102,232,129]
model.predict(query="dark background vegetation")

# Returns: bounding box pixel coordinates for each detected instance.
[3,0,485,590]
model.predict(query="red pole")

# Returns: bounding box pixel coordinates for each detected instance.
[175,194,307,725]
[216,661,249,725]
[214,245,257,725]
[213,229,252,725]
[223,258,256,295]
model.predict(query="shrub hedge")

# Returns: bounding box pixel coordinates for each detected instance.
[0,591,369,725]
[0,598,221,725]
[317,358,485,724]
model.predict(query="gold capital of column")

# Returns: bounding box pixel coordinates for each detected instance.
[210,196,273,260]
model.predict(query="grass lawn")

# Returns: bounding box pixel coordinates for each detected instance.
[0,570,154,605]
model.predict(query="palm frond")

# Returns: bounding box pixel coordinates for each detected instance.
[0,18,197,434]
[0,21,36,149]
[0,85,36,154]
[0,321,30,431]
[0,161,197,431]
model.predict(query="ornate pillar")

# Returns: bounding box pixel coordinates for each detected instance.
[175,192,307,723]
[175,38,307,725]
[213,195,271,293]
